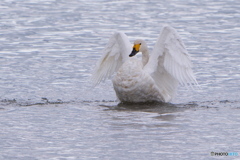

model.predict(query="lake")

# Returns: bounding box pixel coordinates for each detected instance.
[0,0,240,159]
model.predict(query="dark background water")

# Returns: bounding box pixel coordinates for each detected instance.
[0,0,240,159]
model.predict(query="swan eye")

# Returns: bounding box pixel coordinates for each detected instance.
[140,43,141,45]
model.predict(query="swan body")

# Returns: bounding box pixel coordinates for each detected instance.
[92,25,198,103]
[112,58,165,102]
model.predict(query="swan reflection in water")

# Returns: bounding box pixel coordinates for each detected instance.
[99,101,198,123]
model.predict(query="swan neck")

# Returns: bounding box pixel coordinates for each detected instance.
[142,49,149,67]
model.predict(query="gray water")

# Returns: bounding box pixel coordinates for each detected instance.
[0,0,240,159]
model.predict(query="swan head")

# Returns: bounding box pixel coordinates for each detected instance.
[129,39,147,57]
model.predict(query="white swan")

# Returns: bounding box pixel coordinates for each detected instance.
[92,25,198,103]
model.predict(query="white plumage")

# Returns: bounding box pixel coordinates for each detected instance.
[92,25,198,103]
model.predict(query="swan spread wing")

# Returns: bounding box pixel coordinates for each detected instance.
[92,32,132,86]
[144,25,198,101]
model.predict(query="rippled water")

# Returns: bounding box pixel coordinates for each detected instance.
[1,0,240,159]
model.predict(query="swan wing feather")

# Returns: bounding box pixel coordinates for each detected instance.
[144,25,198,101]
[92,32,132,86]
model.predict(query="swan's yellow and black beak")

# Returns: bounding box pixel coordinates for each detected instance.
[129,43,141,57]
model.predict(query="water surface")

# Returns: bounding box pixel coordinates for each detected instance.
[0,0,240,159]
